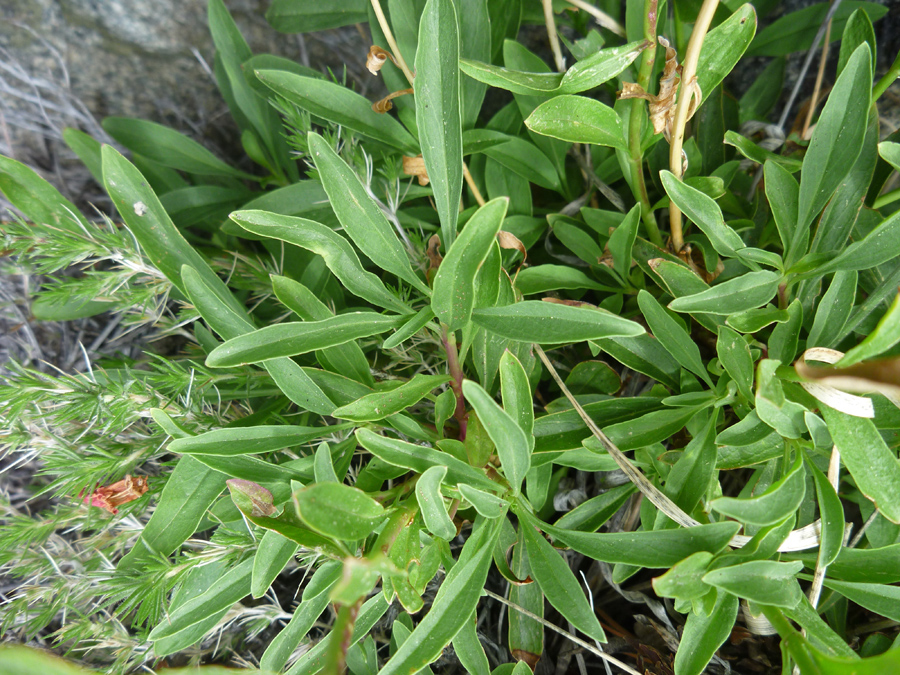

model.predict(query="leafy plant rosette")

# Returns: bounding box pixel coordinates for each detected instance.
[2,0,900,674]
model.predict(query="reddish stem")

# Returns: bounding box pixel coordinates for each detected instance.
[442,326,468,440]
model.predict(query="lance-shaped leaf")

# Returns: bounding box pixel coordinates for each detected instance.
[181,265,335,415]
[703,560,804,608]
[415,0,463,247]
[0,155,89,232]
[356,428,498,491]
[668,271,781,315]
[308,133,429,294]
[463,380,530,493]
[717,326,754,401]
[257,70,418,153]
[821,405,900,524]
[378,517,503,675]
[797,44,871,230]
[804,450,844,568]
[103,117,257,179]
[206,313,403,367]
[525,96,627,151]
[416,466,457,541]
[294,482,386,541]
[169,424,348,456]
[233,211,411,314]
[839,292,900,367]
[518,509,606,642]
[457,483,507,518]
[541,520,740,568]
[660,171,745,258]
[695,4,757,104]
[638,290,712,386]
[711,453,806,526]
[266,0,367,32]
[500,350,534,445]
[333,374,452,422]
[472,301,644,343]
[252,530,299,598]
[433,198,508,330]
[808,209,900,275]
[674,591,739,675]
[149,558,253,655]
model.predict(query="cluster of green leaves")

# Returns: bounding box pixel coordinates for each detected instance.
[3,1,900,675]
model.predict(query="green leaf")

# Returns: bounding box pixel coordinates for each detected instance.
[716,326,754,401]
[260,562,341,671]
[820,578,900,623]
[256,71,417,154]
[356,429,498,491]
[169,425,347,456]
[383,306,435,350]
[0,156,91,232]
[266,0,367,32]
[457,483,507,518]
[460,39,646,96]
[150,558,253,655]
[764,160,803,267]
[660,171,745,258]
[252,530,298,598]
[378,517,504,675]
[607,204,640,281]
[695,4,756,106]
[472,301,644,343]
[517,509,606,643]
[702,560,804,608]
[540,520,741,568]
[668,271,781,315]
[555,484,636,532]
[593,334,681,389]
[102,117,255,179]
[181,265,335,415]
[457,0,490,130]
[308,133,429,294]
[797,44,872,230]
[415,0,463,248]
[638,290,712,386]
[755,359,807,439]
[804,451,845,568]
[453,613,490,675]
[839,292,900,367]
[837,9,877,79]
[479,137,560,191]
[673,591,739,675]
[314,442,339,484]
[525,96,626,151]
[463,380,530,493]
[748,1,887,56]
[725,131,802,172]
[101,146,245,316]
[234,211,412,314]
[333,374,451,422]
[118,456,225,568]
[294,483,386,540]
[500,350,534,444]
[806,209,900,275]
[807,270,857,348]
[880,141,900,173]
[416,466,457,540]
[514,265,611,295]
[820,405,900,524]
[652,552,714,602]
[711,453,806,526]
[206,313,403,367]
[662,414,718,518]
[433,198,508,330]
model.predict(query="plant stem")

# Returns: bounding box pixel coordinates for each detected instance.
[874,48,900,101]
[542,0,566,72]
[801,18,832,139]
[627,0,663,247]
[442,325,468,440]
[873,186,900,210]
[668,0,719,252]
[370,0,415,84]
[463,162,486,206]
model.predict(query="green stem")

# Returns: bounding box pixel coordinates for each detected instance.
[759,605,820,675]
[873,49,900,101]
[627,0,662,248]
[873,186,900,210]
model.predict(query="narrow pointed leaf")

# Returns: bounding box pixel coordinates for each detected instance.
[500,350,534,445]
[234,210,412,313]
[308,133,429,293]
[415,0,463,247]
[674,591,739,675]
[206,313,403,367]
[433,198,508,330]
[525,96,627,151]
[416,466,457,540]
[169,424,350,456]
[638,290,712,386]
[252,530,298,598]
[661,171,745,258]
[702,560,804,608]
[463,380,530,493]
[711,453,806,526]
[472,301,644,343]
[668,271,781,315]
[457,483,507,518]
[333,374,451,422]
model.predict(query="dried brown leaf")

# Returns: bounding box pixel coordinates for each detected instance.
[403,154,429,185]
